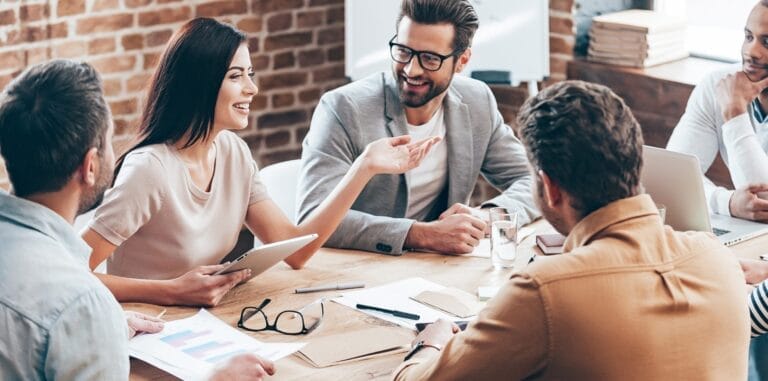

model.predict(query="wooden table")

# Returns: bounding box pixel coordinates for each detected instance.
[128,220,766,380]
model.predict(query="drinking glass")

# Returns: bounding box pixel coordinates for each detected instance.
[490,211,518,269]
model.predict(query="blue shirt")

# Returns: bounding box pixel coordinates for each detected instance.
[0,191,129,380]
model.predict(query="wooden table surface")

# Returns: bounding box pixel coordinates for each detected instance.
[127,219,765,380]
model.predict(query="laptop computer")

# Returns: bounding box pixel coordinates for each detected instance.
[641,145,768,246]
[215,233,318,282]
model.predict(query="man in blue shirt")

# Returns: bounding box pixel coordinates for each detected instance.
[0,60,275,380]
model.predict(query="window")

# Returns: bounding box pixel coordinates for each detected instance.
[654,0,755,62]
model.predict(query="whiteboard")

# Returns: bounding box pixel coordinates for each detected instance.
[344,0,550,85]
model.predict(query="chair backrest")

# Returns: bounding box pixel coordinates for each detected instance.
[259,159,302,223]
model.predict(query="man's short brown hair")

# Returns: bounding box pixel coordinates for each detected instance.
[398,0,479,54]
[517,80,644,217]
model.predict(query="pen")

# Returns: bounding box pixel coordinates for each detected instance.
[355,303,420,320]
[295,282,365,294]
[760,254,768,261]
[156,309,167,319]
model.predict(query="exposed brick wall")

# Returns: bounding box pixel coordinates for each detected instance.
[0,0,575,200]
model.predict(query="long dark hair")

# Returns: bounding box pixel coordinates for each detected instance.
[115,17,246,178]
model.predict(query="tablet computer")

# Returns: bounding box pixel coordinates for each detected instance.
[215,234,318,281]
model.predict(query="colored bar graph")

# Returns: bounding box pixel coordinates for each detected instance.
[183,341,233,359]
[160,329,212,347]
[206,349,248,364]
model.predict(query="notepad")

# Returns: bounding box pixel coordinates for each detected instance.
[411,288,483,318]
[296,327,411,368]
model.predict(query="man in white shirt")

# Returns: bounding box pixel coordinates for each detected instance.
[297,0,538,255]
[667,0,768,220]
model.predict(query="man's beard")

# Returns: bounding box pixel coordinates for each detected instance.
[77,159,112,215]
[394,70,453,108]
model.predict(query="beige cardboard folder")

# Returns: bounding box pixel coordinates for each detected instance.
[296,327,411,368]
[411,288,483,318]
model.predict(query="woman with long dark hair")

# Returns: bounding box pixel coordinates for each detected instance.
[82,18,437,306]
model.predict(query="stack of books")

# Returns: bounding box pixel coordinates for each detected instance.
[588,9,688,68]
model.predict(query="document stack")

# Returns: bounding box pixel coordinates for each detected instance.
[588,9,688,68]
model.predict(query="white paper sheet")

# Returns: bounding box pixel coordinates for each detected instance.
[334,277,479,330]
[129,309,304,380]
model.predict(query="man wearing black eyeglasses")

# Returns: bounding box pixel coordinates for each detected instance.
[297,0,538,256]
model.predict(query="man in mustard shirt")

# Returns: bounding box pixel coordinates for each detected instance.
[394,80,750,380]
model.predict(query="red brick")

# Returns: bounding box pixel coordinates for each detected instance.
[20,4,49,22]
[251,0,303,13]
[58,0,85,16]
[309,0,342,5]
[146,30,173,47]
[318,26,344,45]
[273,52,295,69]
[126,73,152,92]
[260,149,301,166]
[122,34,143,50]
[113,117,137,135]
[237,17,262,33]
[326,6,344,25]
[139,6,191,26]
[298,49,324,67]
[550,0,574,12]
[91,55,137,74]
[89,37,116,54]
[242,133,262,150]
[265,131,291,147]
[0,74,13,94]
[257,72,308,91]
[48,22,68,39]
[53,41,87,59]
[272,92,295,108]
[143,52,161,69]
[110,98,138,115]
[251,54,270,71]
[77,14,134,34]
[0,9,15,26]
[297,10,323,29]
[250,95,268,111]
[125,0,152,7]
[257,109,307,129]
[295,127,309,143]
[25,47,49,66]
[93,0,119,11]
[102,78,122,97]
[549,15,574,35]
[196,0,247,17]
[247,37,260,53]
[550,56,569,77]
[0,51,24,72]
[298,87,321,104]
[312,64,345,83]
[327,45,343,62]
[264,32,312,51]
[20,26,47,43]
[549,35,574,55]
[267,12,293,32]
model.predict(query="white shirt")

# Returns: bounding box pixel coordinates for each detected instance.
[405,106,448,220]
[667,65,768,216]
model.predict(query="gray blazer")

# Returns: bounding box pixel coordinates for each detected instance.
[297,72,538,255]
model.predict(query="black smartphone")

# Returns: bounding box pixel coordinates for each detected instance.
[415,321,469,332]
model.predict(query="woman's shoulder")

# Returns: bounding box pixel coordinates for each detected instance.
[122,143,174,175]
[216,130,252,158]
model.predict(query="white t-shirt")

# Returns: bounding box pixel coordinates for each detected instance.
[90,131,269,279]
[405,107,448,220]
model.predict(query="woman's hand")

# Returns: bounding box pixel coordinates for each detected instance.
[360,135,441,175]
[168,264,251,307]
